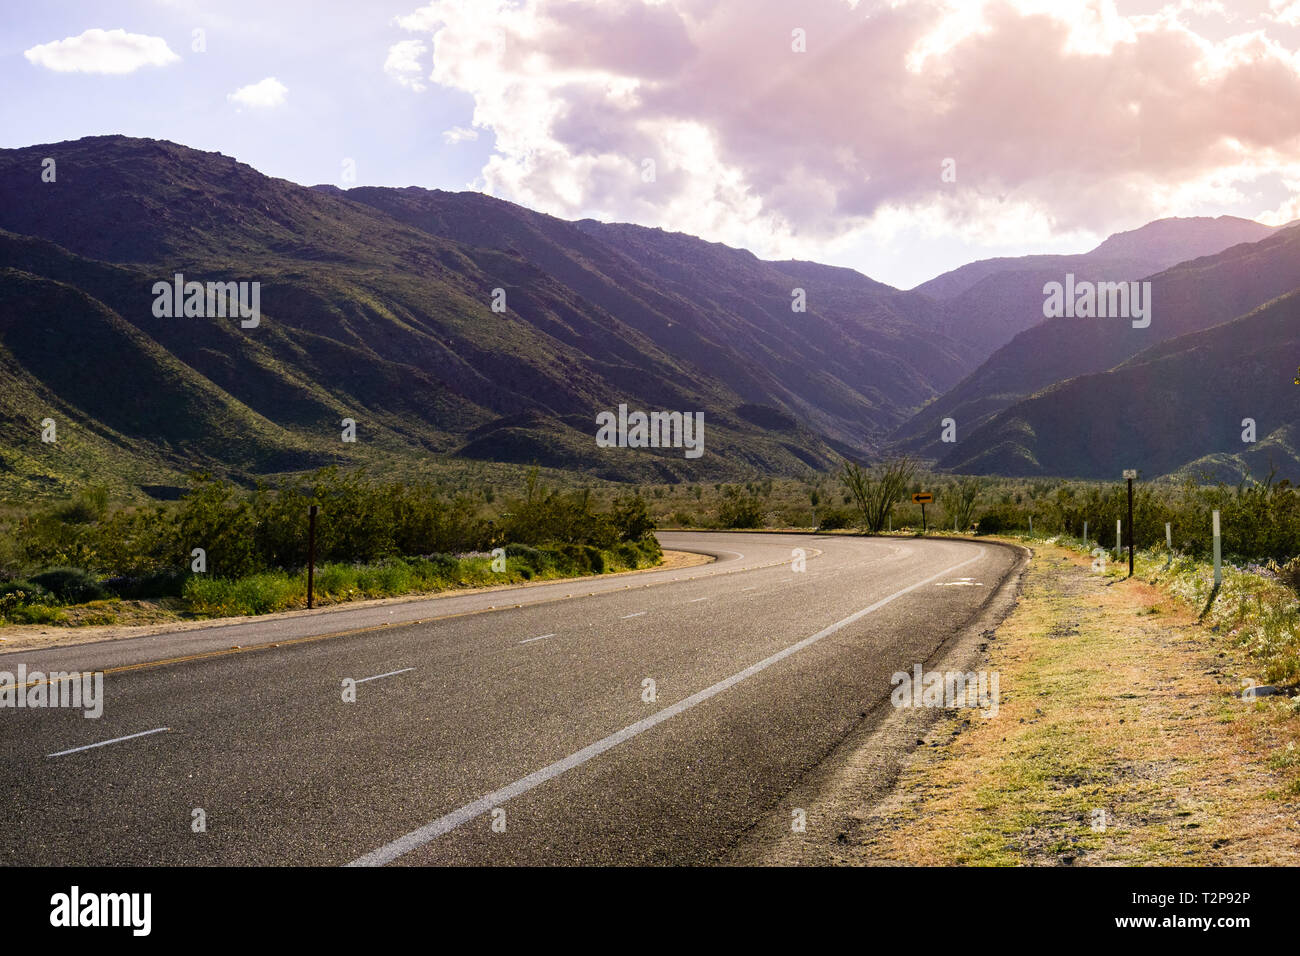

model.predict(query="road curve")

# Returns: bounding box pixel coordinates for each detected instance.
[0,532,1019,866]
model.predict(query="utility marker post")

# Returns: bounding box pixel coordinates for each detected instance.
[307,504,318,610]
[1123,469,1136,577]
[1116,519,1122,562]
[1212,510,1222,588]
[1083,520,1088,545]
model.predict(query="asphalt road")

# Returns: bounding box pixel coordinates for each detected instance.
[0,532,1018,866]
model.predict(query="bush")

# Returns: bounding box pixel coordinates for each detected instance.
[31,567,106,604]
[815,507,856,531]
[183,573,302,617]
[421,552,462,577]
[0,600,62,625]
[104,568,189,599]
[717,487,765,529]
[0,579,50,603]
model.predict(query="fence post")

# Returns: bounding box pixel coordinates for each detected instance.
[1212,510,1222,588]
[1126,474,1134,578]
[307,504,318,610]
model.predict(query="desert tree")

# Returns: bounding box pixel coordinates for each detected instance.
[841,456,917,533]
[944,476,986,531]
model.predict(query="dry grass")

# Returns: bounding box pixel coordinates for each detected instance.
[854,541,1300,866]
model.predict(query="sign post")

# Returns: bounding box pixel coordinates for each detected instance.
[1122,469,1136,577]
[912,492,933,535]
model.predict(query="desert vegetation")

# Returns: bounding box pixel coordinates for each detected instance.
[0,467,659,623]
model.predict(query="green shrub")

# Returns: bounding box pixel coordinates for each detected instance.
[0,601,63,625]
[717,487,765,528]
[815,507,856,531]
[0,579,50,602]
[183,573,302,617]
[31,567,106,603]
[104,568,188,599]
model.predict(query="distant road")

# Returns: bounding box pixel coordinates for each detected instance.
[0,532,1019,865]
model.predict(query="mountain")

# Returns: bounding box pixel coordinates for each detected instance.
[894,221,1300,466]
[931,289,1300,480]
[332,186,968,451]
[914,216,1278,355]
[0,135,972,496]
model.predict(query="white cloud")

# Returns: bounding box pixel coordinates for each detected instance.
[227,76,288,109]
[391,0,1300,270]
[442,125,479,143]
[385,39,429,91]
[24,28,180,74]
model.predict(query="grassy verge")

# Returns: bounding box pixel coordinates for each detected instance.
[852,538,1300,865]
[1,540,663,625]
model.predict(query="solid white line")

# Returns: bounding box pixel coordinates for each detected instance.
[47,727,169,758]
[519,634,555,644]
[355,668,415,684]
[620,612,646,619]
[347,547,986,867]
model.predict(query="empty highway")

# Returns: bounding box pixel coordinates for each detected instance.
[0,532,1020,866]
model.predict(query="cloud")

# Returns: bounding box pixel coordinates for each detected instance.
[24,28,180,74]
[443,125,479,143]
[390,0,1300,265]
[227,76,288,109]
[385,39,428,91]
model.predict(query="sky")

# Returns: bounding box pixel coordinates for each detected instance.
[5,0,1300,289]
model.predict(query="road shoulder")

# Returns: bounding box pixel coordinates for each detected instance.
[732,539,1300,865]
[724,538,1029,864]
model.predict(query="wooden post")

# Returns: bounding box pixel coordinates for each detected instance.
[307,504,318,609]
[1127,475,1134,578]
